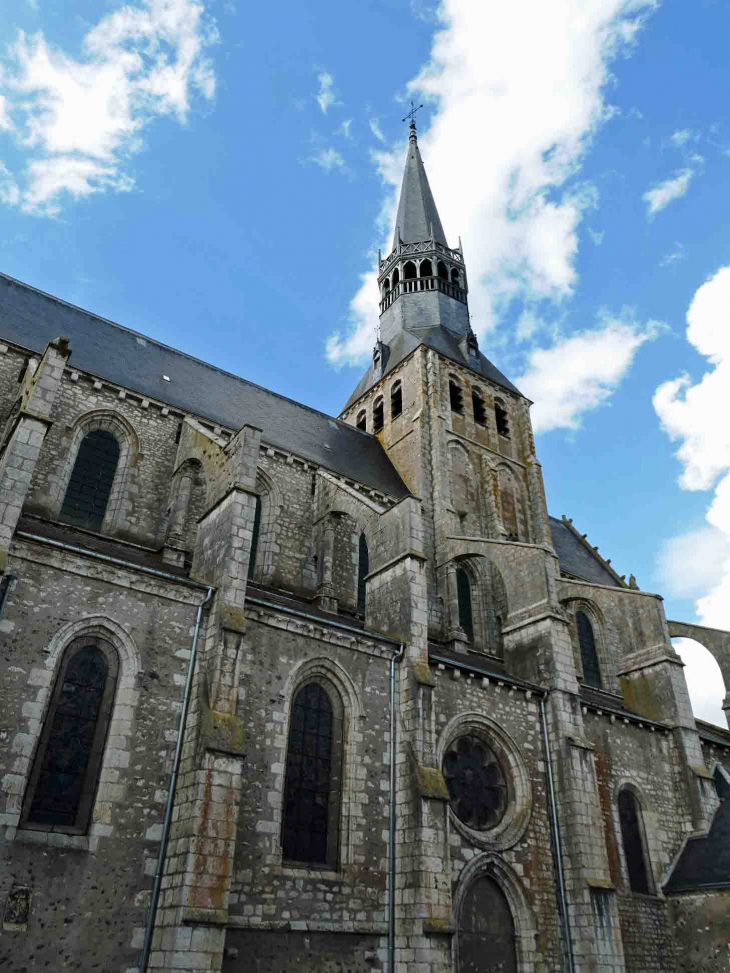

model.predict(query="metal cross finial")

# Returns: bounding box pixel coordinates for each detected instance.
[402,101,424,125]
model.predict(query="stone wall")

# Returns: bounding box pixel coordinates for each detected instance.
[668,890,730,973]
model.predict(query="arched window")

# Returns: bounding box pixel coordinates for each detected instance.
[357,532,369,616]
[60,430,120,531]
[403,260,417,280]
[449,379,464,414]
[451,267,460,285]
[494,399,510,438]
[472,389,487,426]
[20,639,118,833]
[437,260,449,280]
[282,682,343,867]
[383,277,390,293]
[576,610,602,688]
[356,410,367,431]
[456,567,474,642]
[247,494,262,580]
[618,789,652,894]
[391,381,402,419]
[373,397,384,433]
[458,876,517,973]
[392,267,400,287]
[420,259,433,277]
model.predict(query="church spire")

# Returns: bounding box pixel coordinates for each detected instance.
[392,119,448,249]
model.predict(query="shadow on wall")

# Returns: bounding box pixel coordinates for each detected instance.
[672,638,725,727]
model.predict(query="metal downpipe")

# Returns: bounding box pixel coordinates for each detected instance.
[388,644,405,973]
[139,584,215,972]
[540,695,576,973]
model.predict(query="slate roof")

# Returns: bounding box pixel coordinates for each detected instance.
[343,326,522,411]
[549,516,623,588]
[392,125,448,249]
[665,766,730,893]
[0,272,410,500]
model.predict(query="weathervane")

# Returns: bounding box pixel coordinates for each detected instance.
[402,101,424,126]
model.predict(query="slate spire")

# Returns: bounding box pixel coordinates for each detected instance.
[392,121,448,249]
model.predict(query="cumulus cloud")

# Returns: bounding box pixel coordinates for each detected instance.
[327,0,658,368]
[657,526,730,600]
[369,118,385,143]
[670,128,696,148]
[655,266,730,721]
[516,311,661,434]
[673,638,726,726]
[0,0,218,215]
[316,72,339,114]
[310,147,346,173]
[643,168,693,218]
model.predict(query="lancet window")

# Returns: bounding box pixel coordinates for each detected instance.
[357,532,369,617]
[456,567,474,642]
[576,610,602,688]
[60,430,120,532]
[391,381,402,419]
[618,789,652,894]
[247,495,262,580]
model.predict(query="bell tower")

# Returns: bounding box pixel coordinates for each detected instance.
[377,119,473,347]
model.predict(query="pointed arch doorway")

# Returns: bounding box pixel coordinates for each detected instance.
[457,875,517,973]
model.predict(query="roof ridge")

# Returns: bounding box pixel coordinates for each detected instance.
[0,271,377,440]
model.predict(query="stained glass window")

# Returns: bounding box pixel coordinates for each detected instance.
[456,568,474,642]
[577,610,602,688]
[248,495,262,580]
[357,533,369,617]
[282,683,339,865]
[60,430,120,531]
[22,641,117,833]
[443,736,507,831]
[618,789,651,894]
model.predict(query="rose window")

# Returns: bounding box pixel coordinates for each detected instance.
[443,736,508,830]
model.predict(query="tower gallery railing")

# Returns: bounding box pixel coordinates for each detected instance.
[379,274,467,313]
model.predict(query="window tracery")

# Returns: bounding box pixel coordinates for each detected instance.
[60,430,120,531]
[443,735,508,831]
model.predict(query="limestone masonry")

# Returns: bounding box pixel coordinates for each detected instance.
[1,121,729,973]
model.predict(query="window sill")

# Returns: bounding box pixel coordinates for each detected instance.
[277,862,341,881]
[14,828,91,851]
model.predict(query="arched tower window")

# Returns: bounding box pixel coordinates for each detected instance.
[472,389,487,426]
[247,494,262,580]
[451,267,460,285]
[357,533,369,616]
[449,379,464,414]
[383,277,390,293]
[391,381,402,419]
[456,567,474,642]
[373,397,384,433]
[60,430,120,531]
[282,682,343,867]
[392,268,400,287]
[494,399,510,438]
[403,260,417,280]
[576,610,602,688]
[356,410,367,431]
[420,259,433,278]
[437,260,449,280]
[20,639,119,833]
[618,789,652,894]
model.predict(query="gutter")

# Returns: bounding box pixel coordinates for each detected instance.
[140,585,215,972]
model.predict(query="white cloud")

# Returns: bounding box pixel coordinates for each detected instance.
[337,118,352,139]
[369,118,385,143]
[310,147,346,173]
[657,527,730,599]
[670,128,696,148]
[0,96,13,131]
[327,0,658,367]
[660,241,685,266]
[0,0,218,215]
[588,227,604,245]
[655,265,730,720]
[515,311,661,434]
[316,72,339,114]
[0,163,20,206]
[673,639,726,726]
[642,167,693,218]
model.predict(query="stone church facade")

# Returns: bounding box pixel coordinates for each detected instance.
[1,122,730,973]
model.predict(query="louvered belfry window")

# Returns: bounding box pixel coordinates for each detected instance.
[282,683,341,866]
[618,789,651,894]
[576,610,602,688]
[21,640,118,833]
[60,430,120,532]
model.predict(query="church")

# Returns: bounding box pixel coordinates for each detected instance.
[1,119,730,973]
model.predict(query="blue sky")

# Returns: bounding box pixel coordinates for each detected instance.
[2,0,729,723]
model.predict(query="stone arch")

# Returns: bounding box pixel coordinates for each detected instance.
[277,657,363,868]
[453,853,537,973]
[4,616,141,845]
[163,457,207,563]
[250,467,283,585]
[448,439,480,535]
[668,621,730,728]
[50,409,141,537]
[496,463,528,542]
[562,597,615,693]
[316,488,378,613]
[437,711,532,852]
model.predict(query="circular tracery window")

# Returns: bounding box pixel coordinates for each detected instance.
[443,735,508,831]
